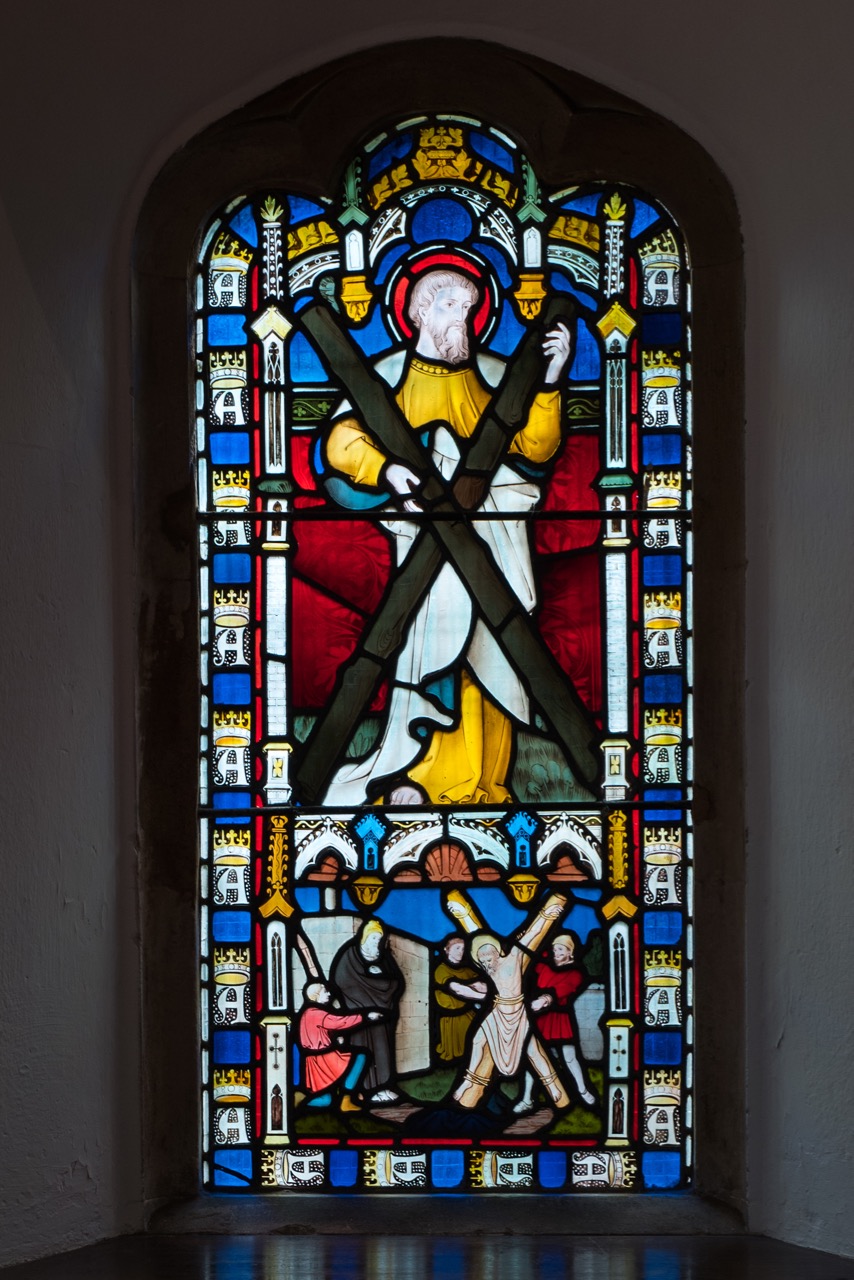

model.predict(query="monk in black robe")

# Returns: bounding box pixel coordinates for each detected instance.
[330,920,404,1103]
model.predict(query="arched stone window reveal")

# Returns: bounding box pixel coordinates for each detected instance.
[136,40,743,1229]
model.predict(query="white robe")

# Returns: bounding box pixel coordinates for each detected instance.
[478,948,531,1075]
[325,354,541,806]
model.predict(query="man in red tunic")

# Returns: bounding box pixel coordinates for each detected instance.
[514,933,596,1114]
[298,981,383,1111]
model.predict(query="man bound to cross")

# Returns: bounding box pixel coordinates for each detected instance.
[320,267,574,807]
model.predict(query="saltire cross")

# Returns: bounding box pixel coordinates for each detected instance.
[290,295,600,804]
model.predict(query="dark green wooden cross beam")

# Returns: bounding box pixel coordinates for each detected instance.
[291,298,599,802]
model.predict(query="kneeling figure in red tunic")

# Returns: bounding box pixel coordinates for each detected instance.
[298,981,383,1112]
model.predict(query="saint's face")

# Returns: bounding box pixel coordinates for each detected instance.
[446,939,466,965]
[417,284,475,362]
[476,943,500,974]
[316,984,331,1005]
[419,285,474,333]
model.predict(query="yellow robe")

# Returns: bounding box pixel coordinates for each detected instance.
[326,357,561,804]
[433,959,480,1061]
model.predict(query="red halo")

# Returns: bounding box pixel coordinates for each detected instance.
[391,251,493,340]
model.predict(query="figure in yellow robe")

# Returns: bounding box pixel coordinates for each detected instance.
[433,935,482,1062]
[322,268,572,805]
[322,348,562,806]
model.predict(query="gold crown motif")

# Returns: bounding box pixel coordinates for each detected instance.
[212,233,253,268]
[644,1069,682,1105]
[643,825,683,864]
[362,1150,383,1187]
[410,126,473,184]
[213,709,251,747]
[209,351,247,389]
[469,1150,489,1188]
[643,349,681,370]
[644,708,683,744]
[213,826,251,850]
[612,1151,638,1189]
[644,948,683,985]
[644,591,682,629]
[214,946,251,985]
[420,125,464,151]
[638,229,680,268]
[645,470,682,508]
[213,589,250,629]
[642,349,681,387]
[212,469,251,510]
[260,1149,277,1185]
[213,1068,251,1103]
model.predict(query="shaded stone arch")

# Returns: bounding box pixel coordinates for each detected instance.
[544,843,595,884]
[135,35,744,1221]
[304,850,348,883]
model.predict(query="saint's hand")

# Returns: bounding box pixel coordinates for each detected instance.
[543,322,572,385]
[541,899,564,920]
[385,461,423,512]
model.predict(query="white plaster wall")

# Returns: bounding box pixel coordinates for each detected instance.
[2,0,852,1265]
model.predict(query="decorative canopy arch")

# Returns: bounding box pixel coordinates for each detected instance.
[294,818,359,877]
[537,814,603,880]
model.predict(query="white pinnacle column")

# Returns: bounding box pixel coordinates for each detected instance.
[261,1015,292,1146]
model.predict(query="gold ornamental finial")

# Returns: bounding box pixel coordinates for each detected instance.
[260,196,285,223]
[603,192,627,222]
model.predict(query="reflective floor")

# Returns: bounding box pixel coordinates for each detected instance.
[3,1235,854,1280]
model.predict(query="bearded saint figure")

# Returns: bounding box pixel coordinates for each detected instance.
[449,892,571,1110]
[322,268,572,806]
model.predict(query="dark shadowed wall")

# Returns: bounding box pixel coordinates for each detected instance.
[1,0,852,1265]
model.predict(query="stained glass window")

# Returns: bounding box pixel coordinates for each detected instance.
[194,115,693,1194]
